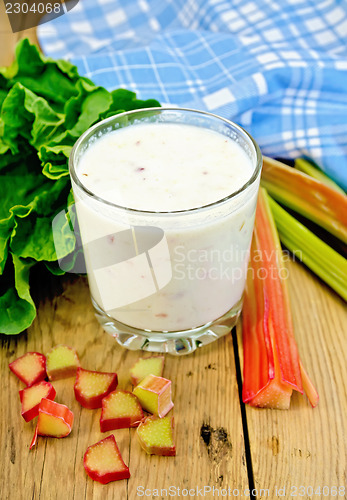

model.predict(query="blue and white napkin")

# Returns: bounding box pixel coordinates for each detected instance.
[38,0,347,189]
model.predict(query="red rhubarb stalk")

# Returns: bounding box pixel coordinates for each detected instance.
[242,188,318,409]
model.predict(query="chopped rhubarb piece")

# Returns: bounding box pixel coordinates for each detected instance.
[46,344,80,381]
[130,356,165,385]
[9,352,46,386]
[84,435,130,484]
[100,390,144,432]
[30,398,74,449]
[133,374,173,418]
[242,188,318,409]
[19,381,56,422]
[74,367,118,409]
[137,415,176,456]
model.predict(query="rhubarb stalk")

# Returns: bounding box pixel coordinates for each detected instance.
[261,156,347,243]
[268,196,347,301]
[294,158,345,194]
[242,188,318,408]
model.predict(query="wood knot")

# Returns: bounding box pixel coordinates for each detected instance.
[200,423,232,462]
[269,435,280,456]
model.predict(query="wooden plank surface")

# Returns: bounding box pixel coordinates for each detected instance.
[1,271,248,500]
[0,0,21,67]
[0,0,38,61]
[237,260,347,497]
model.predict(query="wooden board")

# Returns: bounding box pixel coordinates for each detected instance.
[237,260,347,498]
[0,0,39,65]
[1,273,249,500]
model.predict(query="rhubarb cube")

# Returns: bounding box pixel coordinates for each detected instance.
[100,390,144,432]
[84,435,130,484]
[19,381,56,422]
[46,344,80,381]
[74,367,118,409]
[137,415,176,456]
[133,374,173,418]
[130,356,165,385]
[9,352,46,386]
[30,398,74,449]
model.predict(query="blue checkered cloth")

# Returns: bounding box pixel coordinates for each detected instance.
[38,0,347,190]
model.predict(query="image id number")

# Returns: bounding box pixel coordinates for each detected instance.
[290,485,345,496]
[6,2,62,14]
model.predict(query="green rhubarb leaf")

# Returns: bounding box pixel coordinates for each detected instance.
[39,143,73,179]
[9,178,72,262]
[0,165,70,273]
[103,89,160,118]
[10,215,58,262]
[64,78,112,136]
[0,218,13,275]
[1,38,79,112]
[1,83,65,152]
[0,89,7,110]
[0,255,36,335]
[41,161,70,180]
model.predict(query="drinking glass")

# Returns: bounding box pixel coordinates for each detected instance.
[69,108,262,355]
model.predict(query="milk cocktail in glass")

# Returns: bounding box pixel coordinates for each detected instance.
[69,108,262,354]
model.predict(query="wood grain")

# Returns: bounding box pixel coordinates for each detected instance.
[237,259,347,496]
[0,0,45,67]
[1,272,248,500]
[0,0,21,66]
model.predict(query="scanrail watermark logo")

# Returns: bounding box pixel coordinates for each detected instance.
[3,0,79,33]
[136,484,346,497]
[52,204,173,310]
[52,202,301,309]
[172,245,302,282]
[136,485,271,497]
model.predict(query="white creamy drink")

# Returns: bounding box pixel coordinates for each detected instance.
[71,116,260,334]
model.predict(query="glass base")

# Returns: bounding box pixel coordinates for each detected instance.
[92,297,242,355]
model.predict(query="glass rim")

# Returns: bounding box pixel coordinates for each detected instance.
[69,107,262,216]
